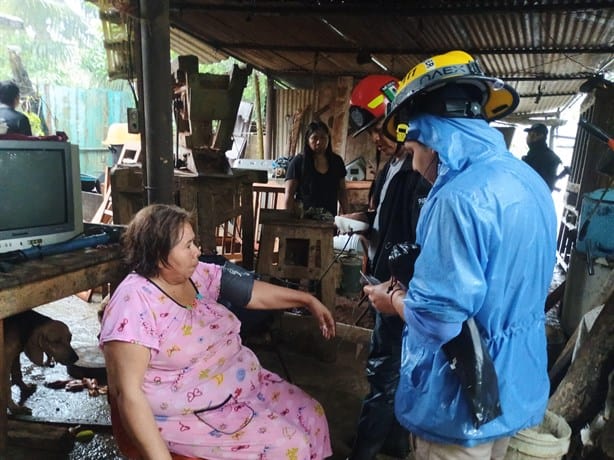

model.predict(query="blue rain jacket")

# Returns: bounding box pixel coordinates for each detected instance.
[395,115,557,446]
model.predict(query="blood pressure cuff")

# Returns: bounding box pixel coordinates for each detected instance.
[442,317,502,428]
[219,261,255,309]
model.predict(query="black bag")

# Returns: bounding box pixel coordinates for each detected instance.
[442,318,502,427]
[387,242,502,428]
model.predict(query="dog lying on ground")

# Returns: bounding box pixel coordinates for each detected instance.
[4,310,79,414]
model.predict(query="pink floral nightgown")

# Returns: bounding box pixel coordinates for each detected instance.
[99,262,332,460]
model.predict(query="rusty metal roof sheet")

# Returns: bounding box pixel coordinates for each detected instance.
[169,1,614,117]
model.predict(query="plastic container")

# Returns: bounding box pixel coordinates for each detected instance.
[338,254,363,296]
[504,411,571,460]
[333,234,365,254]
[334,215,369,234]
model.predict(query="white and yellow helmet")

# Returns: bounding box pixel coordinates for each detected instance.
[383,50,519,142]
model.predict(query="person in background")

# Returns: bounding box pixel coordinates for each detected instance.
[345,75,431,460]
[366,50,557,459]
[285,120,349,217]
[522,123,564,191]
[100,204,335,460]
[0,80,32,136]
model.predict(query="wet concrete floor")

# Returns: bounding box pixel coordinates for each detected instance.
[6,294,407,460]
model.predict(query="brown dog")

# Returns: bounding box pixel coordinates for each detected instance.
[4,310,79,414]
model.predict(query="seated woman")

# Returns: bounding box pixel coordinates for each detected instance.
[100,204,335,460]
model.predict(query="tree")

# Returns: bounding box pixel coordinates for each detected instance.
[0,0,117,88]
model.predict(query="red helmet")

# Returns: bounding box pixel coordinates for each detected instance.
[349,75,399,137]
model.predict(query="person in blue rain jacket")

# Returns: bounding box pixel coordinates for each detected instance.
[365,50,557,459]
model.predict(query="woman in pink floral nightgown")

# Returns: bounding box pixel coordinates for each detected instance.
[100,204,335,460]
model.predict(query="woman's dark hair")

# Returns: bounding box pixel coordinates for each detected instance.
[121,204,194,278]
[0,80,20,106]
[300,121,334,183]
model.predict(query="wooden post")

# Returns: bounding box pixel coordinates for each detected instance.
[254,73,265,160]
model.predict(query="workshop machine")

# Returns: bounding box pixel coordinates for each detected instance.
[111,55,265,268]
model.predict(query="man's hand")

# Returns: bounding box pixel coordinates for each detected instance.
[556,166,571,180]
[364,280,405,318]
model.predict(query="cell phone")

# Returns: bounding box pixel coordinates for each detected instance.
[360,271,380,285]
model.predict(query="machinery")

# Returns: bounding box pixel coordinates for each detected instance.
[171,55,252,175]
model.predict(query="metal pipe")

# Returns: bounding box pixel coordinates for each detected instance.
[140,0,174,204]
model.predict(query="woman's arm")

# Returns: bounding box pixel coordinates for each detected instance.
[246,280,336,339]
[284,178,299,210]
[104,341,172,460]
[337,178,349,214]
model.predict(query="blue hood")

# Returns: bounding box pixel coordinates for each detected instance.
[409,114,509,189]
[395,114,557,445]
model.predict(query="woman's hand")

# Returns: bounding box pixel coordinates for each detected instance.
[364,280,406,318]
[305,298,336,339]
[249,280,335,339]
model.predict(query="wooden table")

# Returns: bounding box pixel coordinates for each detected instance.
[256,209,336,310]
[0,245,124,452]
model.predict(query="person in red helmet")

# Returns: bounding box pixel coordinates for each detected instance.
[346,75,431,460]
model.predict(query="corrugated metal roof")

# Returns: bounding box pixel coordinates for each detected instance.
[170,26,228,64]
[169,0,614,117]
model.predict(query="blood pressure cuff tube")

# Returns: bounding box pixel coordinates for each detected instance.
[219,261,255,309]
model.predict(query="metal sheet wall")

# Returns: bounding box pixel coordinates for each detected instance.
[272,78,365,159]
[40,84,133,149]
[273,88,315,159]
[39,84,133,177]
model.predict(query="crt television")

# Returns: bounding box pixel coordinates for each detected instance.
[0,140,84,254]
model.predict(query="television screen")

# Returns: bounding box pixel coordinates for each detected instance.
[0,140,83,254]
[0,148,68,230]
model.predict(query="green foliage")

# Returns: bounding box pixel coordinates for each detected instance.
[0,0,111,88]
[24,112,45,136]
[199,57,268,124]
[24,110,43,136]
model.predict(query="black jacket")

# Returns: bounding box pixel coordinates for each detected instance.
[0,104,32,136]
[522,141,561,191]
[369,157,431,281]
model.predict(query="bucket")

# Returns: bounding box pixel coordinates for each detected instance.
[505,411,571,460]
[338,254,363,296]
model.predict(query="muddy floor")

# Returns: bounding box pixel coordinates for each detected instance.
[5,293,407,460]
